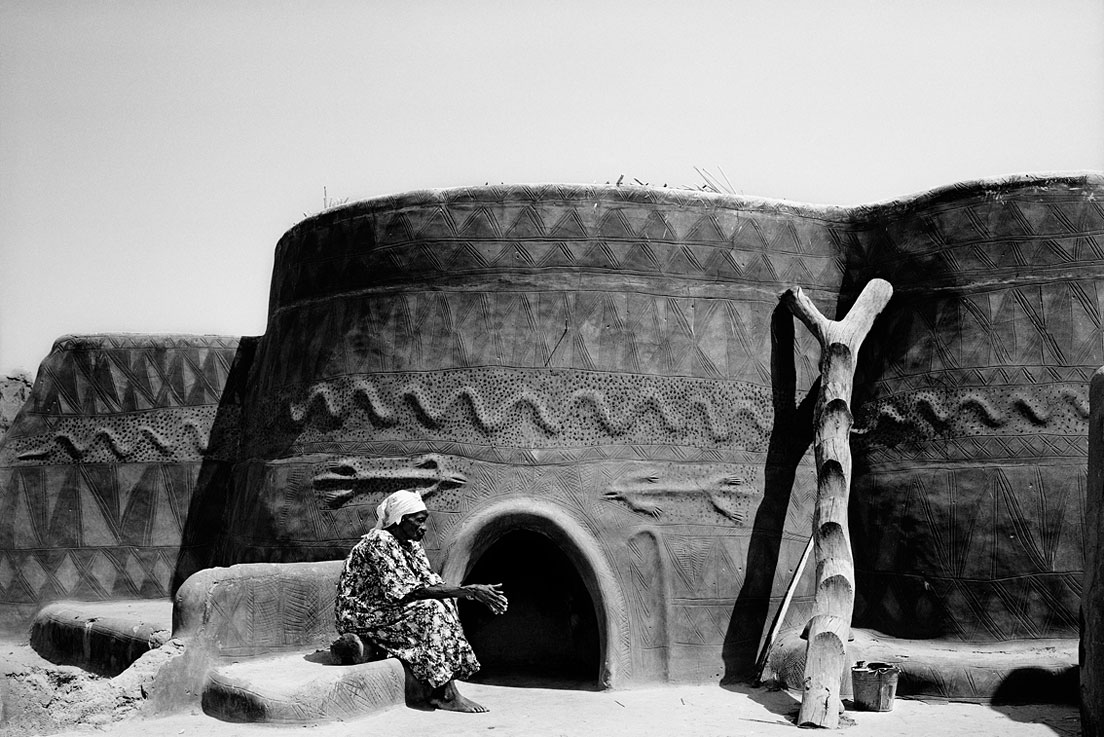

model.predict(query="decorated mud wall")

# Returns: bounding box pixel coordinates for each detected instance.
[213,174,1102,683]
[843,179,1100,643]
[215,183,845,683]
[0,335,241,629]
[1,174,1101,684]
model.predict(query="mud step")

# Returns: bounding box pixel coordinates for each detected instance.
[29,599,172,677]
[202,651,406,723]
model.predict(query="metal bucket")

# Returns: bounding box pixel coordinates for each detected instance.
[851,661,900,712]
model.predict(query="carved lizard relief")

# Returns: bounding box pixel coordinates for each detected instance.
[310,453,467,509]
[602,465,760,523]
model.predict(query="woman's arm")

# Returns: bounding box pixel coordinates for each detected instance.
[401,583,508,614]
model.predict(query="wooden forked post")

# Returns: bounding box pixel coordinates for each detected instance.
[781,278,893,729]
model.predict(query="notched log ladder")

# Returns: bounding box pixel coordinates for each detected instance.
[782,279,893,729]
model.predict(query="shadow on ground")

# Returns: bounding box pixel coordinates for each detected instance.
[720,681,800,726]
[466,671,604,692]
[988,666,1080,736]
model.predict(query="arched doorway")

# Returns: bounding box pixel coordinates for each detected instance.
[437,499,630,688]
[459,529,601,687]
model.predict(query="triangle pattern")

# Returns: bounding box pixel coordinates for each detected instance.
[46,478,81,548]
[10,474,42,548]
[416,207,457,239]
[598,209,635,239]
[504,206,546,238]
[458,207,501,239]
[685,215,726,243]
[639,211,677,240]
[79,480,119,547]
[381,212,416,244]
[548,210,589,239]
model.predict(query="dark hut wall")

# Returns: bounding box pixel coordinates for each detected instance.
[847,176,1103,641]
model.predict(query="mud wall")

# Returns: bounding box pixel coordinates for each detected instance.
[215,184,849,683]
[0,335,241,630]
[211,176,1103,682]
[846,177,1101,642]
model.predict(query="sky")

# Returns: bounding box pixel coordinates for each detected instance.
[1,0,1102,376]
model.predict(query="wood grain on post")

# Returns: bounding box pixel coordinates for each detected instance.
[782,279,893,729]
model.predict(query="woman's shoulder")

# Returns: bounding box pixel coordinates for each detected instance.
[356,528,399,551]
[359,528,385,543]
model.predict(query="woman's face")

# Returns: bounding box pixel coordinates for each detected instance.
[397,510,429,542]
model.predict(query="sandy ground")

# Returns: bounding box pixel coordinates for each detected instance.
[3,637,1082,737]
[41,681,1082,737]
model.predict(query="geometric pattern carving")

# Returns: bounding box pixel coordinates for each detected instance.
[0,547,182,603]
[31,334,238,416]
[627,530,669,679]
[270,184,844,318]
[246,176,1103,661]
[202,572,336,656]
[241,183,849,691]
[852,462,1085,640]
[855,381,1089,457]
[0,462,199,605]
[259,186,844,416]
[838,181,1104,642]
[1,406,224,464]
[0,334,239,624]
[260,290,793,386]
[249,369,777,459]
[0,464,195,549]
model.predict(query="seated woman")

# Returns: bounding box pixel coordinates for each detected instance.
[334,489,508,713]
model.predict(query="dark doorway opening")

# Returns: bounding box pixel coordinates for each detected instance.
[459,529,601,689]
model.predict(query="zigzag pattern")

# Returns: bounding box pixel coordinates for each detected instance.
[273,186,848,311]
[855,384,1089,444]
[272,179,1104,314]
[291,384,561,435]
[252,370,776,457]
[50,334,240,352]
[286,378,762,442]
[0,464,197,550]
[22,336,238,417]
[0,427,208,606]
[0,546,181,602]
[4,410,225,464]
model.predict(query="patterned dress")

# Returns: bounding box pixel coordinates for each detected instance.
[334,528,480,688]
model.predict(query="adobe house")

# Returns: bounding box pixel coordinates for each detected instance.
[1,174,1101,693]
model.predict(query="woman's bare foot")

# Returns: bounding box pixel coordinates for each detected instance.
[429,681,489,713]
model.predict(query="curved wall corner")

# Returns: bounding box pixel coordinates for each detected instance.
[436,498,634,688]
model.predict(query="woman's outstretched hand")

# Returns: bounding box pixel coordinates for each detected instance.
[464,583,508,614]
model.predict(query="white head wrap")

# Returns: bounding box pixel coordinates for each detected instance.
[373,489,427,530]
